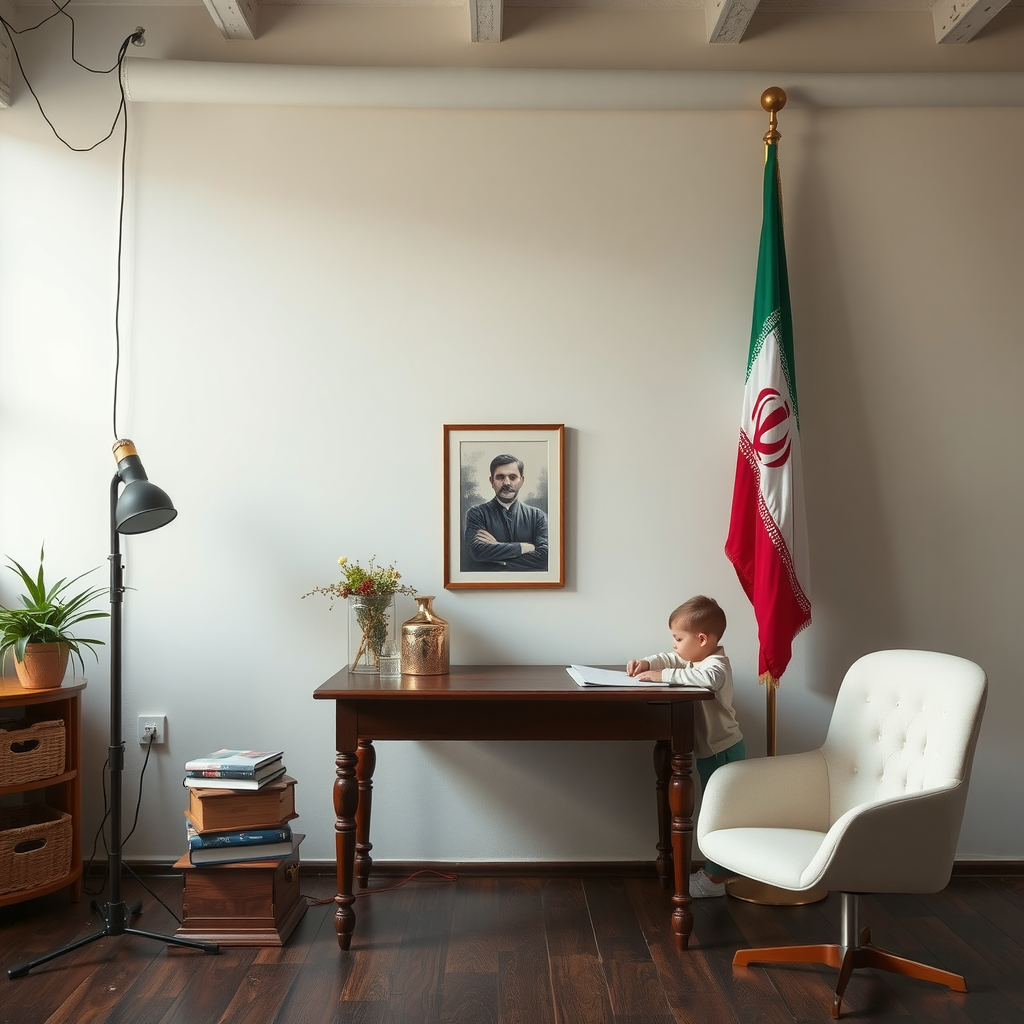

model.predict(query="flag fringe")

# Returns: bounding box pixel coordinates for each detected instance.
[759,671,781,689]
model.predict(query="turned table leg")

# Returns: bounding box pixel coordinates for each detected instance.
[332,690,362,951]
[355,739,375,888]
[653,739,671,889]
[669,710,696,950]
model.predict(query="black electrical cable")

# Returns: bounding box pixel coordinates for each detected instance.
[2,7,171,923]
[0,16,137,152]
[0,8,141,437]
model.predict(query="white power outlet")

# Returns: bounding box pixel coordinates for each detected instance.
[138,715,167,745]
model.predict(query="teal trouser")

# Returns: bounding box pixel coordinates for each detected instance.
[696,739,747,878]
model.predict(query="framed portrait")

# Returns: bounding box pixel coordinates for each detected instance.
[444,424,565,590]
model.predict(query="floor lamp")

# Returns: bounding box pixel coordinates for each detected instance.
[8,441,219,979]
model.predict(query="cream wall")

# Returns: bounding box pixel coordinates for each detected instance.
[1,7,1022,866]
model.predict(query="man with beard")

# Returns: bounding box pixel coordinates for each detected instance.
[463,454,549,571]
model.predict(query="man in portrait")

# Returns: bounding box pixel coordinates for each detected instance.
[462,454,549,572]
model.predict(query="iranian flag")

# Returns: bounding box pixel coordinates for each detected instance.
[725,140,811,685]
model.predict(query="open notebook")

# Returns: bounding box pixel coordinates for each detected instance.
[566,664,706,688]
[566,664,669,687]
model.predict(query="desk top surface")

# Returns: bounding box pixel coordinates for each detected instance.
[314,664,714,702]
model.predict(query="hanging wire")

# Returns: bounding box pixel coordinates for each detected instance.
[112,32,138,440]
[1,10,149,895]
[0,8,143,438]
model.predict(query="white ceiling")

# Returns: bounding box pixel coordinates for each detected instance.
[24,0,1024,48]
[252,0,1019,46]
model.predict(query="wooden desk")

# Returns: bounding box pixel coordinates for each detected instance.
[313,665,713,951]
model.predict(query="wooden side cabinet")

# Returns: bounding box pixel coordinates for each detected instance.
[0,677,85,907]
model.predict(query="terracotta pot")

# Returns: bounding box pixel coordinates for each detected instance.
[13,642,70,689]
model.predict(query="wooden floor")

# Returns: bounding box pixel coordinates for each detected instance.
[2,868,1023,1023]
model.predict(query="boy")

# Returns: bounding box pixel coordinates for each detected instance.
[626,595,745,898]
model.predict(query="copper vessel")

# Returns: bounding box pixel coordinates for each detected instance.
[400,595,449,675]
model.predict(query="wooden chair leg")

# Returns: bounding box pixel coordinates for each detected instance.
[733,917,967,1021]
[832,946,857,1019]
[734,943,842,968]
[855,946,967,993]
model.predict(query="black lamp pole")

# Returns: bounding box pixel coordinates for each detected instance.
[8,441,219,979]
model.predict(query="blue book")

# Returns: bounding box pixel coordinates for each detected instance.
[186,822,292,850]
[185,822,295,865]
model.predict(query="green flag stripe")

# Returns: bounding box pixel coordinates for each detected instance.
[745,143,800,426]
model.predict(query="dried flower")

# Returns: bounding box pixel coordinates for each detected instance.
[303,555,417,671]
[302,555,416,610]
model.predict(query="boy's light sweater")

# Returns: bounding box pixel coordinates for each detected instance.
[642,646,743,759]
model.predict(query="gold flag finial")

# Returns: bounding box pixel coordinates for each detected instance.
[761,87,787,145]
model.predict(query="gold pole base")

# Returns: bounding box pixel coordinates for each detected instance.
[726,876,828,905]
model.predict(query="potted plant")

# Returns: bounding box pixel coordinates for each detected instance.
[0,546,109,689]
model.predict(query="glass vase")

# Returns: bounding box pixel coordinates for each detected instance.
[348,594,396,673]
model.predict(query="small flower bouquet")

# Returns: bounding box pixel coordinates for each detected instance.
[304,556,416,671]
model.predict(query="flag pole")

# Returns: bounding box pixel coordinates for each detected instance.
[759,85,786,759]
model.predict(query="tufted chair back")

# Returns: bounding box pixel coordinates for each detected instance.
[699,651,990,1020]
[697,649,987,896]
[822,649,987,822]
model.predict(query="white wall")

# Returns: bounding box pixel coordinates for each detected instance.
[2,7,1023,866]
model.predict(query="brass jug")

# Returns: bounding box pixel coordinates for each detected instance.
[400,595,449,675]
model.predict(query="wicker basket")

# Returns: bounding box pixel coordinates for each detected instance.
[0,803,73,895]
[0,718,66,785]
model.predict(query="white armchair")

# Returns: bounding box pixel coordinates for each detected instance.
[697,649,987,1019]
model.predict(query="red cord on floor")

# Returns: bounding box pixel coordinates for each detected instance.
[303,869,458,905]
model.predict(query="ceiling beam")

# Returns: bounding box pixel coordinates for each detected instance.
[932,0,1012,43]
[201,0,259,40]
[705,0,761,44]
[469,0,503,42]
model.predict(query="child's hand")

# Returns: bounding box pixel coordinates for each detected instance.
[626,659,651,677]
[634,669,663,682]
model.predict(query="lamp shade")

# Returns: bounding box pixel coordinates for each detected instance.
[112,439,177,534]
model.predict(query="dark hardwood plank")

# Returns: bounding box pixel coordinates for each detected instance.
[444,875,501,973]
[497,879,555,1024]
[4,870,1024,1024]
[542,878,614,1024]
[439,970,499,1024]
[498,949,556,1024]
[381,875,457,1024]
[584,877,675,1022]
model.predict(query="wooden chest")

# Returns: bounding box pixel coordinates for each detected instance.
[173,835,306,946]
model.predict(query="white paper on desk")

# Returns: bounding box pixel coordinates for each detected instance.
[567,664,670,687]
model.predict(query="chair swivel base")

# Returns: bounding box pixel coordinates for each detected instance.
[733,929,967,1019]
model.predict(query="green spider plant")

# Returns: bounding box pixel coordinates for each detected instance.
[0,546,109,676]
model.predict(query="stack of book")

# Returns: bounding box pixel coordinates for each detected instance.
[184,749,286,792]
[183,749,297,866]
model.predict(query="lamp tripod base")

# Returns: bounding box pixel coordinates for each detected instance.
[7,898,219,979]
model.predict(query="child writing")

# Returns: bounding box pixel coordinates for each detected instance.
[626,595,745,899]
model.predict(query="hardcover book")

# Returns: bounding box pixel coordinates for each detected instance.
[187,834,294,865]
[186,822,292,849]
[186,775,297,833]
[184,766,287,791]
[185,759,284,782]
[184,749,285,773]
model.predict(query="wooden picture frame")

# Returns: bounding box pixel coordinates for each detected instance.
[444,424,565,590]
